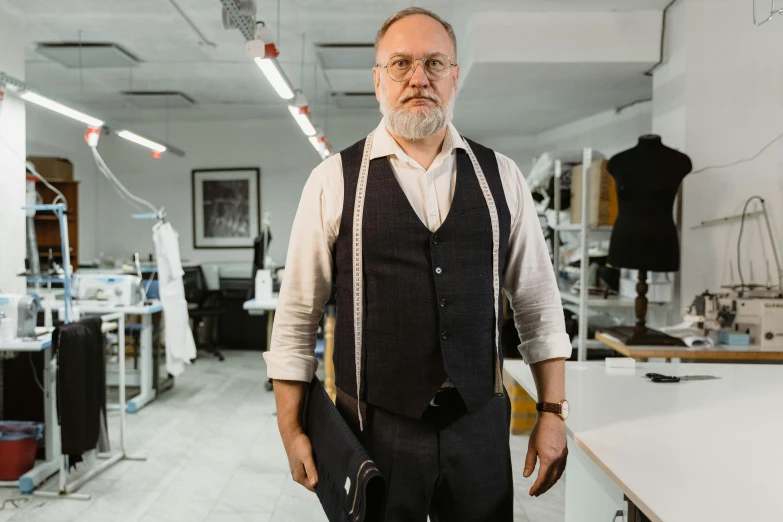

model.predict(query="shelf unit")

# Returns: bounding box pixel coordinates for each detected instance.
[551,149,638,361]
[33,180,79,269]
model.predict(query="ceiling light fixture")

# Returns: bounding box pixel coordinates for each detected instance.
[254,58,294,100]
[288,105,316,137]
[21,92,104,127]
[117,130,167,153]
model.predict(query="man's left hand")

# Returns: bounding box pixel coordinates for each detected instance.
[523,413,568,497]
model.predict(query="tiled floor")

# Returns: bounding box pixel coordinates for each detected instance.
[0,351,564,522]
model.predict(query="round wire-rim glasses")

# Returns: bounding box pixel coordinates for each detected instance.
[375,53,458,82]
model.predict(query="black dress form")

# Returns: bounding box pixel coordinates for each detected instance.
[607,135,692,271]
[603,135,693,346]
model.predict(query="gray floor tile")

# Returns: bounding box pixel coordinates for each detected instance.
[4,352,564,522]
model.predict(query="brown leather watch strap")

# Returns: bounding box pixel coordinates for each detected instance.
[536,402,561,414]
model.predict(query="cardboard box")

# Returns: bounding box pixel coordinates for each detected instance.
[26,156,74,182]
[570,159,618,226]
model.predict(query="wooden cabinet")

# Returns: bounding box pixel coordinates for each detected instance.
[33,180,79,269]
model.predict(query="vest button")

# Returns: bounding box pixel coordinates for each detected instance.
[435,267,443,275]
[431,235,440,245]
[441,331,449,340]
[439,298,446,307]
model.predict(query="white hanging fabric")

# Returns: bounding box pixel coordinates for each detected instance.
[152,222,196,376]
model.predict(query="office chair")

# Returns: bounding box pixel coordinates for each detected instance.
[183,265,225,362]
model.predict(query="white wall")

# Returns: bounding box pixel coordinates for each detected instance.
[0,6,26,293]
[660,0,783,301]
[92,112,380,267]
[483,101,653,174]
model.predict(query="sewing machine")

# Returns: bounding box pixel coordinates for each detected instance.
[0,294,39,342]
[686,291,783,347]
[72,274,144,307]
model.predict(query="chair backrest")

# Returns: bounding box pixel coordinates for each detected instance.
[182,265,207,305]
[145,279,160,300]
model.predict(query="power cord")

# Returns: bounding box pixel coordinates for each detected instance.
[692,129,783,174]
[0,497,30,511]
[737,195,765,294]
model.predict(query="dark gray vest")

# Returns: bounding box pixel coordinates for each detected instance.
[333,136,511,419]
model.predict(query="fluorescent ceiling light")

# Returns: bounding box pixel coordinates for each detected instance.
[308,136,322,152]
[254,58,294,100]
[288,105,316,137]
[21,92,104,127]
[117,130,167,153]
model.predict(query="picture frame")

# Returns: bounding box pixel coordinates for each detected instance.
[192,167,261,249]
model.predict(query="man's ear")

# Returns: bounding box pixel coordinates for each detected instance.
[374,67,382,102]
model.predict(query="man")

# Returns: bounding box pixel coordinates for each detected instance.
[265,7,570,521]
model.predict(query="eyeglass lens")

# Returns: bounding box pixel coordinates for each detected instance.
[386,54,452,81]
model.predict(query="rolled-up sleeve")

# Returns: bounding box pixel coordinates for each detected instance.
[499,155,572,365]
[263,155,342,381]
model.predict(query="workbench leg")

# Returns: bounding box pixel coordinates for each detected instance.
[18,349,61,494]
[266,310,275,352]
[127,314,156,413]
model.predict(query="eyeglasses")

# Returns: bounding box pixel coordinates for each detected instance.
[375,53,457,82]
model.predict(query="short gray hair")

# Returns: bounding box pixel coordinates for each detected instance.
[375,7,457,62]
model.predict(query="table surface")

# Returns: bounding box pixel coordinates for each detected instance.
[0,333,52,352]
[243,296,279,311]
[596,331,783,360]
[71,299,163,315]
[504,359,783,522]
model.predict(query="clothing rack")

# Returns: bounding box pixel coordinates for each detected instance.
[33,312,146,500]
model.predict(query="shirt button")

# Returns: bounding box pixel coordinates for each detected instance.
[431,235,440,245]
[435,267,443,275]
[441,331,449,340]
[430,210,436,217]
[439,298,446,307]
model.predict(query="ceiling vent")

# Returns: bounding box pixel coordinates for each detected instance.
[333,92,377,109]
[36,42,141,69]
[315,43,374,69]
[122,91,197,109]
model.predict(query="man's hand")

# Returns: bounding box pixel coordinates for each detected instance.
[273,380,318,492]
[523,413,568,497]
[282,428,319,492]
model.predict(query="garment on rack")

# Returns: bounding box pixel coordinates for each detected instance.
[54,317,109,467]
[153,222,197,376]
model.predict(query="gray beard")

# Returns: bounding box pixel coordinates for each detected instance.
[381,88,456,141]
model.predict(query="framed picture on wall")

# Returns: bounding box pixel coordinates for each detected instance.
[192,167,260,249]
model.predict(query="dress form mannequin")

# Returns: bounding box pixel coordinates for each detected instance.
[603,135,693,346]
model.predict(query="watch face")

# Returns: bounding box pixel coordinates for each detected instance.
[560,400,570,420]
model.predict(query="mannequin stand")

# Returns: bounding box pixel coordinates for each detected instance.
[603,270,685,347]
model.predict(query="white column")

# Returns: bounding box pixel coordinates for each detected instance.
[653,0,783,303]
[0,6,26,294]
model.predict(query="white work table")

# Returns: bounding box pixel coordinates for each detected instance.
[0,335,52,352]
[45,299,164,413]
[504,360,783,522]
[76,301,163,413]
[0,335,58,493]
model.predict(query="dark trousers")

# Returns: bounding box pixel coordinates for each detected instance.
[336,388,514,522]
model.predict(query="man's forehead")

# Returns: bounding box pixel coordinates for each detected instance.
[377,17,454,60]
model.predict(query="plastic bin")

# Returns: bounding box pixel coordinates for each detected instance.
[0,421,44,481]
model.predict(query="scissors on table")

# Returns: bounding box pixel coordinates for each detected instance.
[645,372,721,383]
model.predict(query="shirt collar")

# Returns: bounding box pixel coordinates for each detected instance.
[369,117,466,162]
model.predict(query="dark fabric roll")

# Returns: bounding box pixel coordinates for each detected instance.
[54,317,107,467]
[303,377,385,522]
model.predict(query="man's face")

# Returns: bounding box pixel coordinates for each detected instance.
[374,15,460,140]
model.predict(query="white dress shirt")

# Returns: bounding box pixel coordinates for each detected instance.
[264,119,571,382]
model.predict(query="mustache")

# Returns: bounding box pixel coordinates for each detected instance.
[399,89,441,104]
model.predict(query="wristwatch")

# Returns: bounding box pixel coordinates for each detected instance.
[536,400,570,421]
